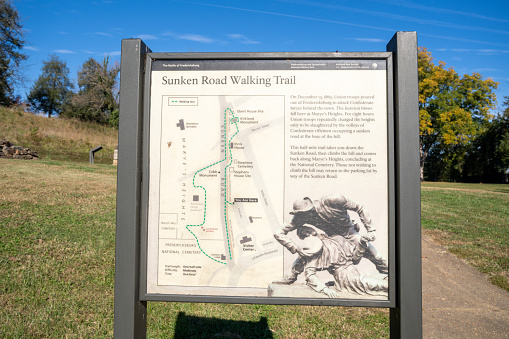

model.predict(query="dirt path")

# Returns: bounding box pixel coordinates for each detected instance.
[422,235,509,338]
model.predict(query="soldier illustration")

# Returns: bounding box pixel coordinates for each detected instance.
[273,194,388,285]
[287,224,388,297]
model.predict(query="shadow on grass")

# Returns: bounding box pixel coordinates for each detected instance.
[494,188,509,194]
[173,312,273,338]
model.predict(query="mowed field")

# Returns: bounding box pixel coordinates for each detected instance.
[0,159,390,338]
[1,157,508,337]
[421,182,509,291]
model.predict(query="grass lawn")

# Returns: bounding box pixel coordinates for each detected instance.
[421,182,509,291]
[0,159,117,337]
[0,159,389,338]
[2,157,507,337]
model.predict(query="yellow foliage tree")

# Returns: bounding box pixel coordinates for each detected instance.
[418,47,498,181]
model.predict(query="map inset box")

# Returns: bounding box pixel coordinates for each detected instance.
[168,97,198,106]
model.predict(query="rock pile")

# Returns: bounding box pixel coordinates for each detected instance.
[0,140,39,160]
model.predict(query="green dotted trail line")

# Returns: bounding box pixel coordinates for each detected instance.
[223,108,239,261]
[185,108,239,265]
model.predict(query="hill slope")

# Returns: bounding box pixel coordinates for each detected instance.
[0,106,118,164]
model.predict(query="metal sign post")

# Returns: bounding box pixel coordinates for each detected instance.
[113,39,151,338]
[88,146,103,164]
[387,31,422,338]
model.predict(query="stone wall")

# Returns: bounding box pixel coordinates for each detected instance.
[0,140,39,160]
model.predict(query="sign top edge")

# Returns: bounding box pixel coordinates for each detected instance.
[147,51,392,60]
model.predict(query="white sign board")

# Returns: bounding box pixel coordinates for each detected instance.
[145,58,390,301]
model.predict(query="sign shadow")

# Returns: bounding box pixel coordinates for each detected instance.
[173,311,274,338]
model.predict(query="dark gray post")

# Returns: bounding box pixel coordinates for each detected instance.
[89,146,103,164]
[114,39,151,338]
[386,32,422,338]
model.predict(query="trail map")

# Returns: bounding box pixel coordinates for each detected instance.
[156,95,285,292]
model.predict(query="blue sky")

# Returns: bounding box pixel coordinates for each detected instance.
[16,0,509,110]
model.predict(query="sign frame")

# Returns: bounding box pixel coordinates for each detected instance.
[140,52,396,308]
[113,31,421,338]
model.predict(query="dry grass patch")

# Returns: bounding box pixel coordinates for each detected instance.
[0,106,118,163]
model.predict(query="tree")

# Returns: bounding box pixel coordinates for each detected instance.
[463,97,509,183]
[0,0,27,106]
[109,108,119,128]
[418,47,498,181]
[62,56,120,125]
[27,55,74,117]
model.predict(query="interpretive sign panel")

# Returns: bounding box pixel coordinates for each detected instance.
[143,56,394,304]
[115,33,421,338]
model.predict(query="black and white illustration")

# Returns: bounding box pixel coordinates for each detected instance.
[270,195,388,300]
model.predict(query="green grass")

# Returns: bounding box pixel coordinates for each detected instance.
[148,303,388,338]
[421,182,509,291]
[2,149,507,337]
[422,181,509,194]
[0,159,389,338]
[0,159,117,337]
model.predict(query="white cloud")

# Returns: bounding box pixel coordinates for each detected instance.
[53,49,76,54]
[93,32,114,37]
[435,48,509,54]
[373,0,509,24]
[24,46,39,51]
[421,34,509,47]
[180,2,395,33]
[177,34,215,43]
[135,34,158,40]
[106,51,121,56]
[228,34,260,44]
[472,68,498,72]
[164,31,222,44]
[275,0,509,36]
[349,38,385,43]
